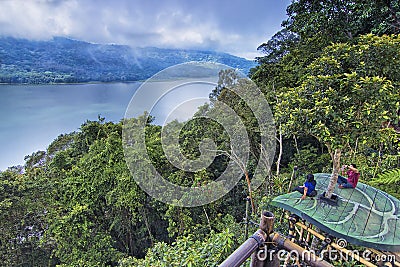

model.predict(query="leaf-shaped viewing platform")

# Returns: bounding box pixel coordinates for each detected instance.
[272,173,400,252]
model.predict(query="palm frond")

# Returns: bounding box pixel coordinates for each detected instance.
[370,168,400,185]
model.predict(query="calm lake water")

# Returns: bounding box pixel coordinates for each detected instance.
[0,81,215,171]
[0,83,140,171]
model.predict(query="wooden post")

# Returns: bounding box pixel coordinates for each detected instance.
[295,221,378,267]
[219,229,267,267]
[284,214,298,265]
[220,211,276,267]
[251,211,277,267]
[269,232,334,267]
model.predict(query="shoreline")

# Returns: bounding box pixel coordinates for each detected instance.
[0,80,144,86]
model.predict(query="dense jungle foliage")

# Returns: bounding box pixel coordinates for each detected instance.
[1,0,400,266]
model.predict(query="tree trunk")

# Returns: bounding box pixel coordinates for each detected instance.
[140,206,154,246]
[244,171,256,214]
[203,206,212,232]
[325,148,341,198]
[293,134,299,154]
[286,166,297,193]
[385,0,400,33]
[276,124,283,176]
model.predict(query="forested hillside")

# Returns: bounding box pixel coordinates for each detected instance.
[1,1,400,266]
[0,37,256,84]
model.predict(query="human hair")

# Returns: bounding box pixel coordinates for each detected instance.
[306,173,314,182]
[350,163,357,169]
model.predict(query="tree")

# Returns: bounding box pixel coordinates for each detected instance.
[369,168,400,198]
[255,29,300,65]
[43,118,172,265]
[0,168,54,266]
[119,228,235,267]
[275,34,400,198]
[252,0,400,90]
[284,0,400,42]
[209,69,275,213]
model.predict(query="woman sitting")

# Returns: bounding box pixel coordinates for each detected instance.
[293,174,317,200]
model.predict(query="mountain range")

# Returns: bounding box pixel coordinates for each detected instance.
[0,37,257,84]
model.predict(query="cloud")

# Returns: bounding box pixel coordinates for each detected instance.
[0,0,290,58]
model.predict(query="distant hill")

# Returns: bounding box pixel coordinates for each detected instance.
[0,37,257,84]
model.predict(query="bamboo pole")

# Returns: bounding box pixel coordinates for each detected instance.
[219,229,267,267]
[269,232,334,267]
[295,222,377,267]
[251,211,277,267]
[284,216,297,266]
[369,248,400,267]
[220,211,275,267]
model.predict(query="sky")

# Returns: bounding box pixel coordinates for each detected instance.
[0,0,291,59]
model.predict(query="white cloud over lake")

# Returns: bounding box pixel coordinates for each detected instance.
[0,0,290,58]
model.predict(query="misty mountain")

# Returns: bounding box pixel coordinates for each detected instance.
[0,37,257,84]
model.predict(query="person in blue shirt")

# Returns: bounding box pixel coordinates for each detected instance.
[293,174,317,200]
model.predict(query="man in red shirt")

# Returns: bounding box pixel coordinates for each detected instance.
[338,164,360,189]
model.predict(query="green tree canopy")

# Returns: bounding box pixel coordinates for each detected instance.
[275,34,400,197]
[284,0,400,42]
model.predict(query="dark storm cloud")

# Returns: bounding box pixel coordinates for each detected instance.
[0,0,290,58]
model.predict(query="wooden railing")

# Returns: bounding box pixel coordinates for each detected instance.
[219,211,334,267]
[220,210,400,267]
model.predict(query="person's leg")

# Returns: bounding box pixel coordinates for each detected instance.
[293,186,305,194]
[341,183,354,189]
[308,190,317,197]
[337,175,348,185]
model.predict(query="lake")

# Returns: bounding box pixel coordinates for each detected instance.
[0,83,139,171]
[0,81,215,171]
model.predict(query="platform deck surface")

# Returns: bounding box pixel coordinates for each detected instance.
[272,173,400,252]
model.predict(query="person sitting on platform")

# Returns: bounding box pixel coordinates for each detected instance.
[293,174,317,200]
[337,164,360,189]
